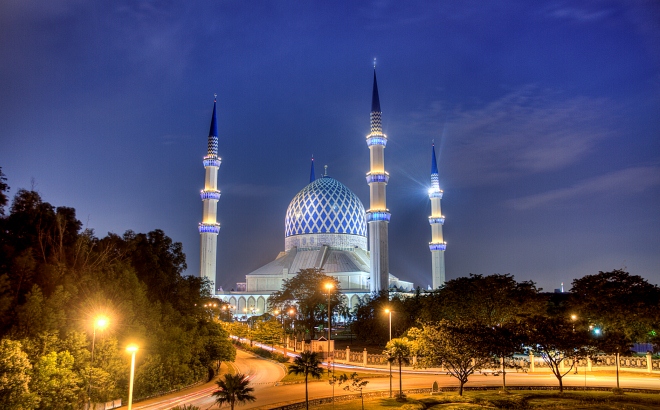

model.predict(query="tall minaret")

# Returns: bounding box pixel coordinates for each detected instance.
[366,63,390,293]
[199,95,222,294]
[428,143,446,289]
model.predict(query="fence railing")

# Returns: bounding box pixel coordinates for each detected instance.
[329,346,658,373]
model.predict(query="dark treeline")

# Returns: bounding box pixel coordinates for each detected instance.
[353,272,659,394]
[0,168,235,409]
[354,273,660,348]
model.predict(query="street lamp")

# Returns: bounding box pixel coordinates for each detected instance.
[89,315,109,405]
[385,308,392,397]
[289,308,296,351]
[126,344,139,410]
[324,283,334,360]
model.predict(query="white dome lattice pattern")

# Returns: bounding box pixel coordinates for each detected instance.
[285,177,367,238]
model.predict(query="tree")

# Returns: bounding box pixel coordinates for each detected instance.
[30,350,82,409]
[338,372,369,410]
[0,167,9,216]
[0,339,38,409]
[486,324,527,390]
[384,338,411,399]
[409,320,492,395]
[352,290,393,344]
[524,315,594,392]
[593,329,634,390]
[268,268,344,339]
[211,373,256,410]
[287,351,323,410]
[569,270,660,345]
[436,274,544,326]
[250,319,283,348]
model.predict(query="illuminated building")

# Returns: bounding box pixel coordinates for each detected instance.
[207,70,423,314]
[428,143,446,289]
[198,95,222,292]
[366,66,390,293]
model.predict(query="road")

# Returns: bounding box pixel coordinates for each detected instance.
[129,352,660,410]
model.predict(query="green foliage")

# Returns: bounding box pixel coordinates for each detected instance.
[433,274,545,326]
[268,268,344,340]
[250,319,284,347]
[569,269,660,345]
[0,339,38,409]
[234,340,289,362]
[0,188,236,407]
[31,350,82,409]
[524,315,595,392]
[211,373,256,410]
[171,405,200,410]
[409,320,493,396]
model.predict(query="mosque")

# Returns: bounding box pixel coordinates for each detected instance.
[197,69,446,316]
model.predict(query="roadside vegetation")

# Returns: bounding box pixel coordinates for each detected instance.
[313,391,660,410]
[0,173,236,409]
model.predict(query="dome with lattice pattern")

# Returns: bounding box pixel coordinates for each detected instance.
[284,176,367,251]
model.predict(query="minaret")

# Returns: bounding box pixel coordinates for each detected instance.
[366,64,390,293]
[199,95,222,294]
[428,143,446,289]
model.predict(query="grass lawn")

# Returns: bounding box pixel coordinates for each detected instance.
[313,390,660,409]
[280,368,387,384]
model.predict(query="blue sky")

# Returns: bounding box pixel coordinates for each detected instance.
[1,0,659,291]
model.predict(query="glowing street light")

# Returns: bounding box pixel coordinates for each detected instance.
[126,344,139,410]
[324,283,334,369]
[88,315,109,405]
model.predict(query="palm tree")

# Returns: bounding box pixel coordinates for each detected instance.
[287,351,324,410]
[211,373,256,410]
[385,338,412,399]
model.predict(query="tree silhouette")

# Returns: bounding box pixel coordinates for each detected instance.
[211,373,256,410]
[287,351,323,410]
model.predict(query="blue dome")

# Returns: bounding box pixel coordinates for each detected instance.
[285,177,367,239]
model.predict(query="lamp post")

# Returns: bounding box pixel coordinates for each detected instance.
[126,344,138,410]
[289,308,296,352]
[385,308,392,398]
[324,283,334,369]
[89,316,109,405]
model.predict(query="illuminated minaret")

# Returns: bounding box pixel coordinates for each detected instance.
[199,95,222,294]
[428,143,446,289]
[366,64,390,293]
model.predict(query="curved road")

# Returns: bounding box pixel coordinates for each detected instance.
[130,352,659,410]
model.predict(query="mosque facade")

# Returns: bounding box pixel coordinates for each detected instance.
[200,69,444,316]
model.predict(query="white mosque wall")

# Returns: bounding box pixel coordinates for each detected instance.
[285,233,367,252]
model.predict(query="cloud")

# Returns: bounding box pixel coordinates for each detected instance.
[507,165,660,210]
[405,86,618,186]
[545,4,612,22]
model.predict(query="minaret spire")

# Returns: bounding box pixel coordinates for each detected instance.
[428,142,446,289]
[199,95,222,294]
[309,156,316,183]
[366,65,390,293]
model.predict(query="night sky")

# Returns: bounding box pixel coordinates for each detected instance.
[2,1,659,292]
